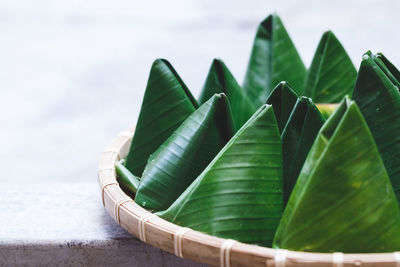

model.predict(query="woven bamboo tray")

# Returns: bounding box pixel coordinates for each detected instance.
[98,126,400,267]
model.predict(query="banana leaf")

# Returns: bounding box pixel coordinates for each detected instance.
[115,159,140,196]
[316,103,339,119]
[352,52,400,200]
[198,59,257,131]
[273,96,400,253]
[281,97,325,204]
[157,104,283,246]
[243,14,306,106]
[376,53,400,83]
[303,31,357,103]
[125,59,198,177]
[371,52,400,88]
[266,81,300,133]
[375,53,400,85]
[135,94,235,212]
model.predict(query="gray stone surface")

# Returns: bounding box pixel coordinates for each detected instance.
[0,183,207,266]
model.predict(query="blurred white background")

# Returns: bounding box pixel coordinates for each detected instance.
[1,0,399,183]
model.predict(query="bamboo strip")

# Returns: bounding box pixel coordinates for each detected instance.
[174,227,192,257]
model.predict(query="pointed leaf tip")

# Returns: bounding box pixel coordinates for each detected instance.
[243,14,306,106]
[266,81,300,133]
[303,31,356,103]
[154,59,199,108]
[199,59,256,131]
[125,59,198,177]
[379,57,400,88]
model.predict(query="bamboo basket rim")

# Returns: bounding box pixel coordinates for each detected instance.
[98,126,400,267]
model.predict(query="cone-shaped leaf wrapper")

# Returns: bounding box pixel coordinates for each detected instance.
[281,97,325,204]
[266,81,300,133]
[352,52,400,200]
[125,59,198,177]
[157,105,283,246]
[198,59,256,131]
[273,97,400,253]
[243,14,306,106]
[303,31,357,103]
[135,94,235,212]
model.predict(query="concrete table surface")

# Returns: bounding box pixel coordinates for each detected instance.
[0,183,207,266]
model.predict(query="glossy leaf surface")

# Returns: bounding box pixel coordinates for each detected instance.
[352,52,400,200]
[157,105,283,246]
[115,159,139,195]
[273,97,400,253]
[303,31,357,103]
[281,97,325,204]
[266,81,300,133]
[198,59,257,131]
[374,52,400,88]
[125,59,198,177]
[135,94,234,212]
[243,14,306,106]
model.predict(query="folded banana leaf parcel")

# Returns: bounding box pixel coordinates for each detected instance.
[114,14,400,253]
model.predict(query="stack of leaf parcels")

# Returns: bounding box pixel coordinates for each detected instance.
[115,14,400,252]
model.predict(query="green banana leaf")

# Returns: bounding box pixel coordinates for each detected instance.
[316,103,339,119]
[243,14,306,106]
[273,96,400,253]
[303,31,357,103]
[115,159,140,195]
[135,94,235,212]
[157,104,283,246]
[371,52,400,88]
[266,81,300,133]
[352,52,400,200]
[125,59,198,177]
[198,59,257,131]
[281,97,325,204]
